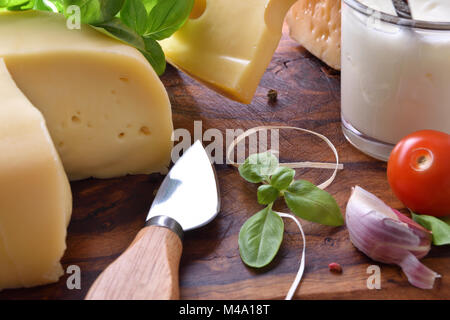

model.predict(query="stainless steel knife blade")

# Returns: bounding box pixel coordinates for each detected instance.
[146,140,220,231]
[86,141,220,300]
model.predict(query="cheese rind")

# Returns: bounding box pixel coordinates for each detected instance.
[0,11,173,181]
[160,0,297,104]
[286,0,341,70]
[0,58,72,290]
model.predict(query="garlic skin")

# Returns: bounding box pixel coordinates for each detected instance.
[346,186,440,289]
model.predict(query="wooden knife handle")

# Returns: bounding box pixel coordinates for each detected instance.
[85,225,183,300]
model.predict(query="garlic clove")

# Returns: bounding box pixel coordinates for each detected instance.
[391,208,432,235]
[346,186,440,289]
[399,253,441,290]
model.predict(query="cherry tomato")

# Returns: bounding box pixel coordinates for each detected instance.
[387,130,450,217]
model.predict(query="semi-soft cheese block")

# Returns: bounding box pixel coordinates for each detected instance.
[160,0,297,104]
[286,0,341,70]
[0,11,173,180]
[0,58,72,290]
[408,0,450,22]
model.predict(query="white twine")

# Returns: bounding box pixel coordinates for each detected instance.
[228,126,342,299]
[225,125,342,190]
[275,212,306,300]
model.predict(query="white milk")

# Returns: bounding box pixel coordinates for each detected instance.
[357,0,396,15]
[409,0,450,22]
[341,0,450,160]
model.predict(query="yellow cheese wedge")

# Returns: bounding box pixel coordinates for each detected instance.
[286,0,341,70]
[160,0,297,104]
[0,11,173,181]
[0,58,72,290]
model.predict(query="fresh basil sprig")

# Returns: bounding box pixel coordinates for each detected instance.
[0,0,194,75]
[239,205,284,268]
[63,0,124,25]
[238,151,343,268]
[412,213,450,246]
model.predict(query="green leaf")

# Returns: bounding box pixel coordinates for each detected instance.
[284,180,344,226]
[95,18,165,75]
[0,0,29,8]
[144,0,194,40]
[141,0,155,12]
[96,18,144,46]
[239,206,284,268]
[33,0,58,11]
[120,0,147,35]
[140,36,166,75]
[270,166,295,191]
[63,0,124,24]
[257,185,279,205]
[238,152,279,184]
[412,213,450,246]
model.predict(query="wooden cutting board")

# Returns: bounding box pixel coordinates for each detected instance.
[1,26,448,300]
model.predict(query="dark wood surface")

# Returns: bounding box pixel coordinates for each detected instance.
[1,26,448,300]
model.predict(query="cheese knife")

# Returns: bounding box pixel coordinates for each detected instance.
[85,141,220,300]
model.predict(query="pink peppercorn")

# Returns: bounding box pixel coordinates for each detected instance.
[328,262,342,273]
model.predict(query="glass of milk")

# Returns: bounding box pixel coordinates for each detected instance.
[341,0,450,161]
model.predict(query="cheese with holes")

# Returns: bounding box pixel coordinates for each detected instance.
[409,0,450,22]
[0,58,72,290]
[0,11,173,181]
[160,0,296,104]
[286,0,341,70]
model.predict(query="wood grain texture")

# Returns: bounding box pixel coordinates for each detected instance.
[0,26,448,300]
[85,226,182,300]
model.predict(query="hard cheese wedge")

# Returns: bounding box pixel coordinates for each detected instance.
[0,58,72,290]
[160,0,297,104]
[286,0,341,70]
[0,11,173,181]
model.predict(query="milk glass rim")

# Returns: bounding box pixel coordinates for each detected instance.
[343,0,450,31]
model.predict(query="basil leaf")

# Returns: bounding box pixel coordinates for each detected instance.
[63,0,124,24]
[141,0,155,12]
[47,0,64,10]
[140,36,166,75]
[412,213,450,246]
[284,180,344,226]
[33,0,58,11]
[270,166,295,191]
[238,152,279,184]
[120,0,147,35]
[0,0,29,8]
[96,18,144,46]
[257,185,279,205]
[96,18,165,75]
[144,0,194,40]
[239,206,284,268]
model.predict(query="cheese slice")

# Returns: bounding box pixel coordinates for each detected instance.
[0,11,173,181]
[160,0,297,104]
[408,0,450,22]
[0,58,72,290]
[286,0,341,70]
